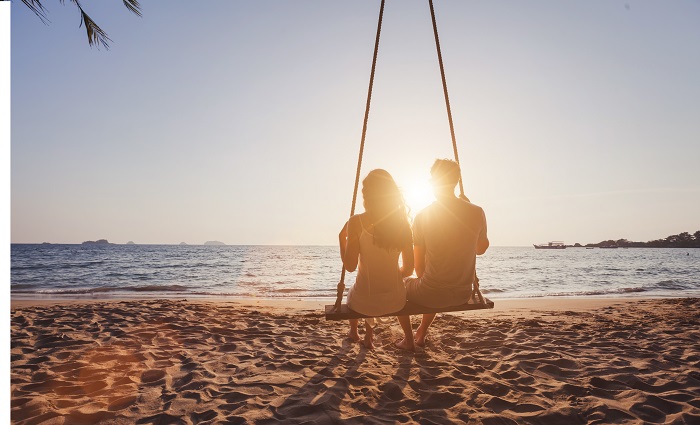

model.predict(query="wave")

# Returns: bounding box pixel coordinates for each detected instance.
[59,261,106,270]
[10,264,50,271]
[576,287,648,296]
[10,284,36,290]
[15,284,190,295]
[653,280,693,291]
[512,287,650,298]
[481,288,505,294]
[150,262,229,270]
[12,261,107,271]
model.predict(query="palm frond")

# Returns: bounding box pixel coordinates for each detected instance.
[24,0,142,48]
[21,0,50,24]
[123,0,142,17]
[79,9,112,50]
[62,0,81,10]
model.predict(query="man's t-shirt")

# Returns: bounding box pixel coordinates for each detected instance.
[413,197,488,292]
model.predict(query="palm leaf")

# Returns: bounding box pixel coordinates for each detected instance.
[57,0,110,49]
[122,0,142,17]
[79,8,112,50]
[23,0,142,48]
[21,0,50,24]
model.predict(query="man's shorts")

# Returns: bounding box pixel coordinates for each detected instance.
[404,277,472,309]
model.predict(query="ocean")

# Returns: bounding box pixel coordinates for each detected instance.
[10,244,700,300]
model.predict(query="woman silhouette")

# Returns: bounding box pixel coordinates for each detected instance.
[338,169,415,350]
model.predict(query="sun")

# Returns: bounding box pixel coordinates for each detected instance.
[402,179,434,215]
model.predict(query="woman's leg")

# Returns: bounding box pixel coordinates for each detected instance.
[363,318,375,349]
[348,319,360,342]
[394,315,415,351]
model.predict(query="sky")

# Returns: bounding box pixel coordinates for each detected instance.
[8,0,700,246]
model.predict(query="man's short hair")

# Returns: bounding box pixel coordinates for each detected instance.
[430,159,461,188]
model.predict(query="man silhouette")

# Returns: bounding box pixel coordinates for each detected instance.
[400,159,489,348]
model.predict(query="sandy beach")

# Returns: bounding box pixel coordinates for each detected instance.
[10,297,700,424]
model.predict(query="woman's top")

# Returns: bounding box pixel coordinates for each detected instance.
[347,218,407,317]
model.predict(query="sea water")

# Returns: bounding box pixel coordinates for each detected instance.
[10,244,700,300]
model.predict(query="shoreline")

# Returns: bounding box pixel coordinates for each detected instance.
[11,296,650,313]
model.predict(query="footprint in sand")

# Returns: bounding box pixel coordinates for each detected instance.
[140,369,166,384]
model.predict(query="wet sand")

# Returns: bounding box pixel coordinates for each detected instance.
[10,297,700,424]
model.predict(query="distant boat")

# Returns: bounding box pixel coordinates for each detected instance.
[534,241,566,249]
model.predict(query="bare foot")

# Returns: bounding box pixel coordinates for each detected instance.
[348,330,360,342]
[395,338,415,351]
[414,330,427,347]
[363,325,374,349]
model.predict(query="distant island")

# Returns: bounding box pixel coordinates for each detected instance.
[571,230,700,249]
[126,241,135,245]
[203,241,226,246]
[82,239,113,245]
[179,242,188,246]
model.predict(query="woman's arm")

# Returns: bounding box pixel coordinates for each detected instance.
[476,208,489,256]
[399,239,415,278]
[338,221,348,260]
[339,216,360,272]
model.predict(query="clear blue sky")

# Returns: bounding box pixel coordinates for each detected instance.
[9,0,700,246]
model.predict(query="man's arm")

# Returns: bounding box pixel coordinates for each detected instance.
[414,244,426,278]
[412,213,426,277]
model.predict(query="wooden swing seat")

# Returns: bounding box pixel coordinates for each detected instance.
[324,296,494,321]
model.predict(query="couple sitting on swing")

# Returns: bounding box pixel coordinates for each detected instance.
[339,159,489,351]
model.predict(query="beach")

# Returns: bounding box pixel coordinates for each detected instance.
[11,297,700,424]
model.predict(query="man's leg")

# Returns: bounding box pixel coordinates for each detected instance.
[394,315,415,351]
[405,277,439,347]
[414,313,436,347]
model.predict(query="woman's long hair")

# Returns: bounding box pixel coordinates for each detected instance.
[361,169,412,251]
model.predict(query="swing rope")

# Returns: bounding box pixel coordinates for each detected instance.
[428,0,465,199]
[428,0,484,303]
[333,0,485,312]
[333,0,386,313]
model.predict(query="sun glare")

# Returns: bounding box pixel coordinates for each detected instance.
[403,179,434,216]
